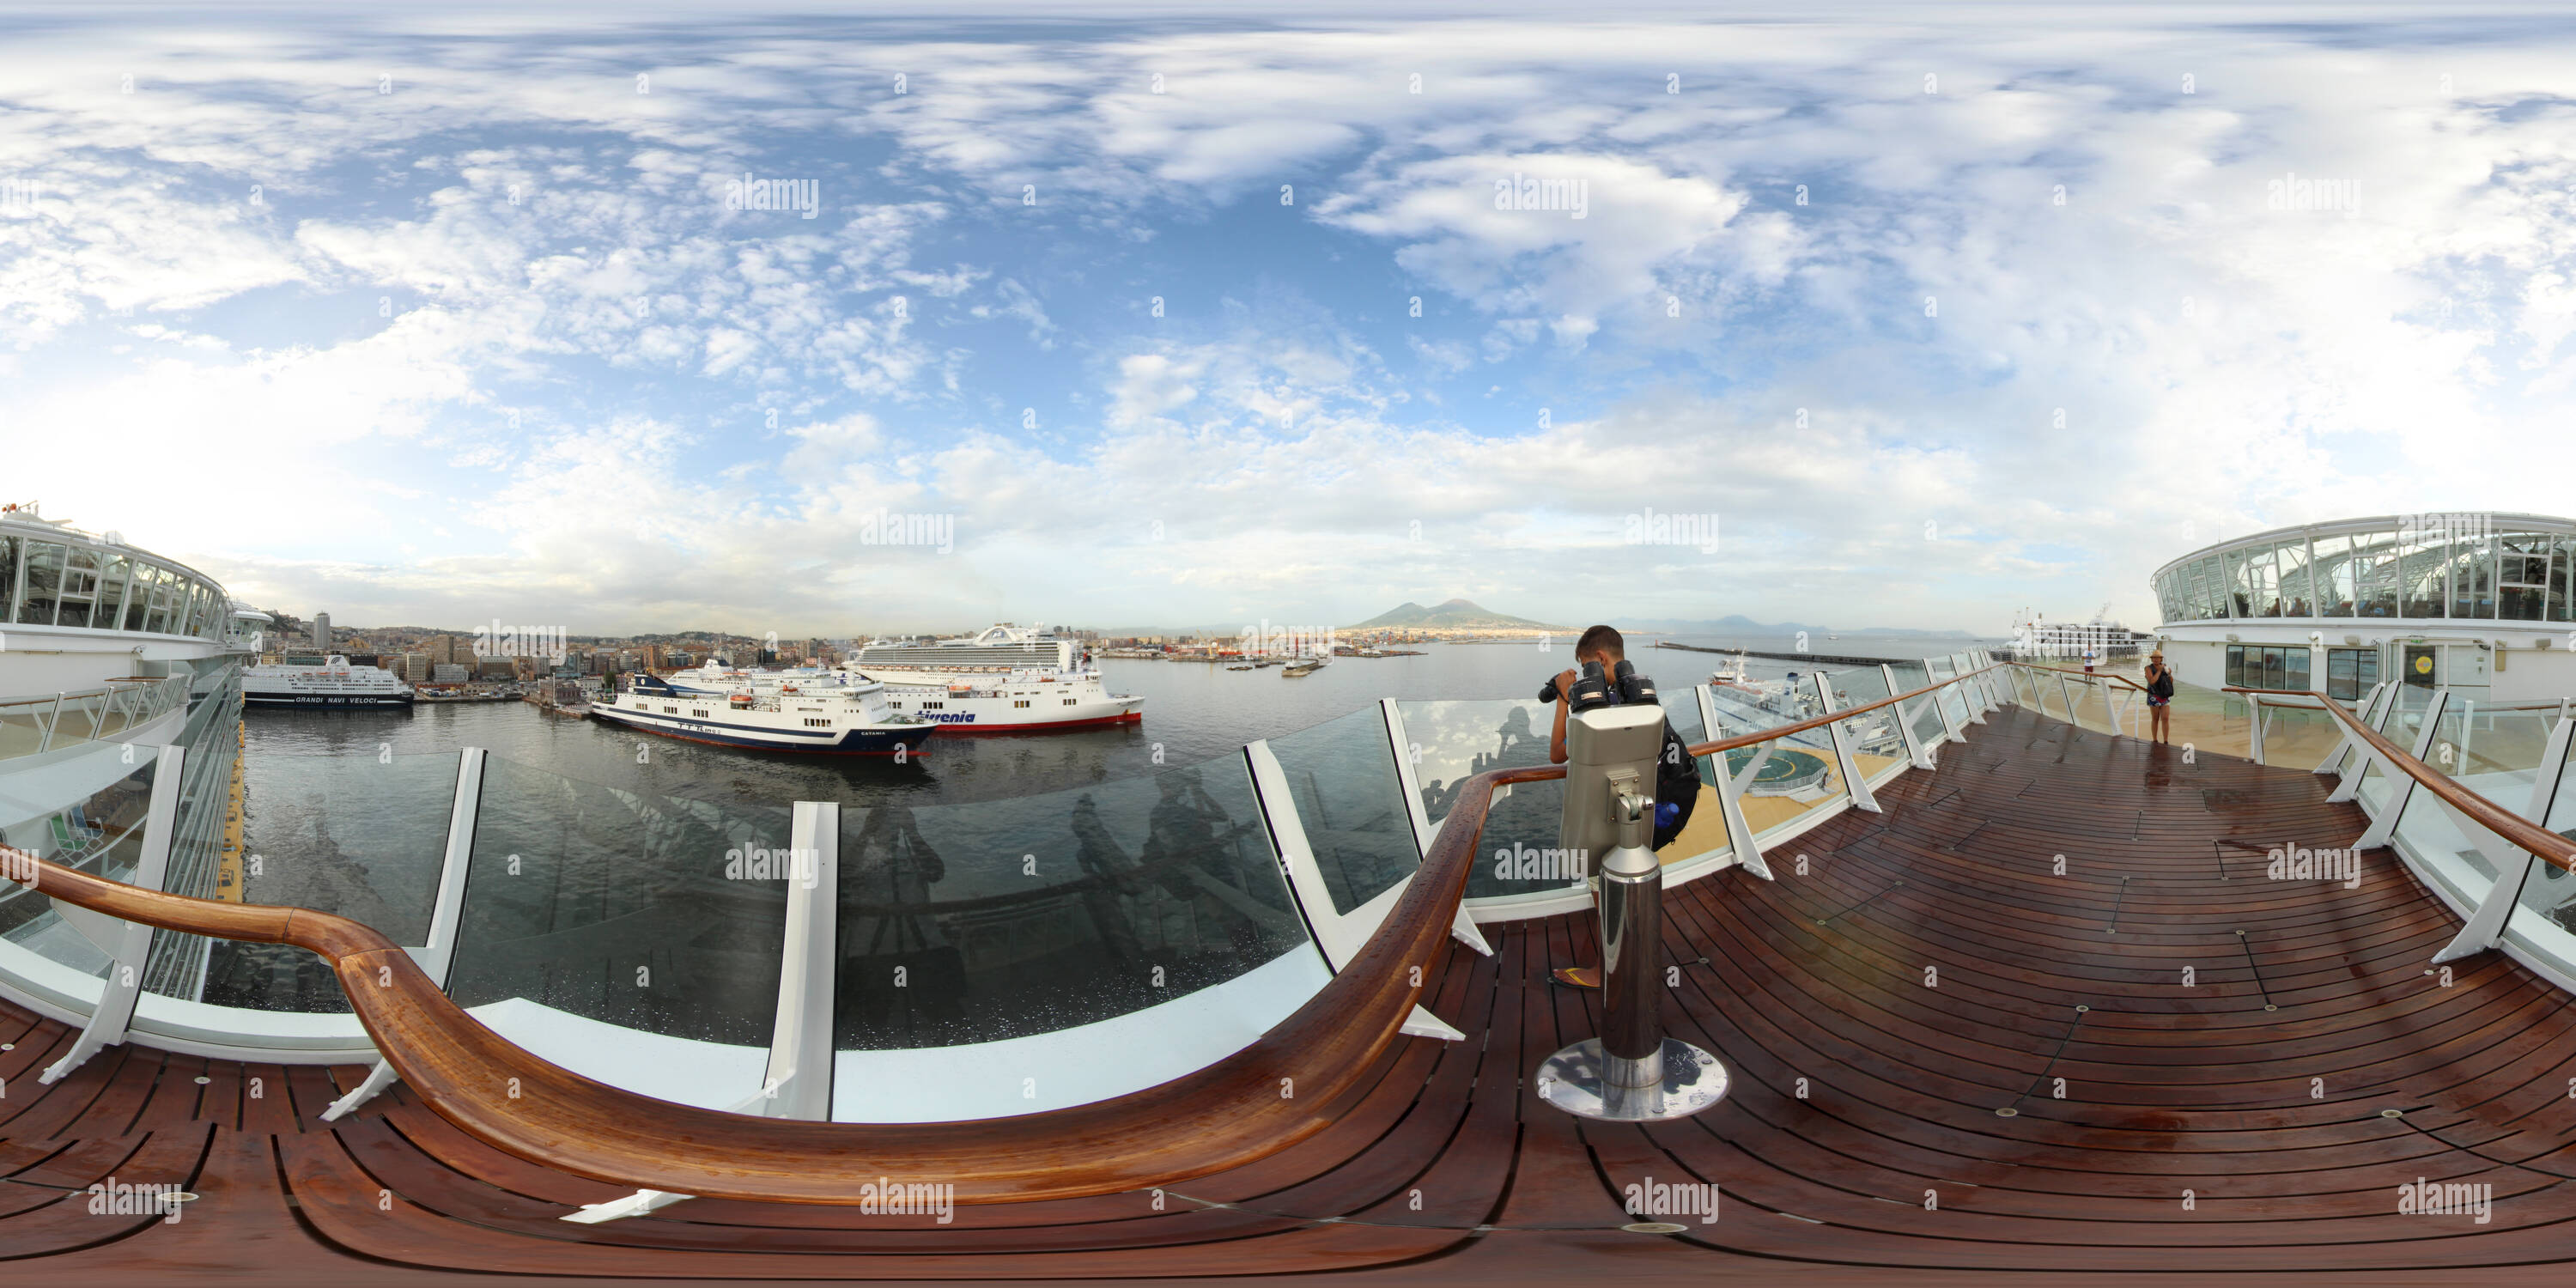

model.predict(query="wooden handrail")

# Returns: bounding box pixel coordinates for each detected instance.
[1,664,2015,1206]
[0,765,1567,1206]
[2225,684,2576,876]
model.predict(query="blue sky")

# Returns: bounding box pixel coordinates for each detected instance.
[3,4,2572,635]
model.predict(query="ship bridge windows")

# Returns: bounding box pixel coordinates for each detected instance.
[2500,532,2551,621]
[15,540,62,625]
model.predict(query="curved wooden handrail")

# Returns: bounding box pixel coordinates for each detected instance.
[0,765,1567,1206]
[2225,683,2576,876]
[2,664,2012,1206]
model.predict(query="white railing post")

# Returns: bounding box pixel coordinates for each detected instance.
[1885,665,1935,770]
[2249,693,2267,764]
[2431,713,2576,963]
[2312,681,2386,777]
[42,744,185,1084]
[763,800,840,1121]
[409,748,487,987]
[2357,689,2451,850]
[1710,738,1773,880]
[1814,671,1880,814]
[2326,683,2401,802]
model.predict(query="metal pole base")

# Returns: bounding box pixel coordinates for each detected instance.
[1534,1037,1728,1121]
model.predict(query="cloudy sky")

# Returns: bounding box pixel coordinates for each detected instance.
[3,3,2569,635]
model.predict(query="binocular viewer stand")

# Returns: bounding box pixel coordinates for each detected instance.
[1533,704,1728,1122]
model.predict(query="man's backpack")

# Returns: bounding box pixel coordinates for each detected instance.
[1652,720,1701,850]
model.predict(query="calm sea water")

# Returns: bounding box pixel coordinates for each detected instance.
[240,633,1996,812]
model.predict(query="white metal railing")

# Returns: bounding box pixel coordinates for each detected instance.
[0,673,192,762]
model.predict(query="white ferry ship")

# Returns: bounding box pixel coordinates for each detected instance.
[590,671,937,756]
[664,659,1143,734]
[243,654,415,708]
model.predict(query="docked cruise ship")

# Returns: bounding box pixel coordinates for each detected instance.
[11,504,2576,1280]
[589,670,939,756]
[850,623,1084,673]
[241,653,416,707]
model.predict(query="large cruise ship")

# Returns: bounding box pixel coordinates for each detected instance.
[849,623,1084,673]
[241,653,416,707]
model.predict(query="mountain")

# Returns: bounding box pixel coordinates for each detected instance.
[1348,598,1569,631]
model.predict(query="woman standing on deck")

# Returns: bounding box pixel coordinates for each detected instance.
[2144,650,2176,744]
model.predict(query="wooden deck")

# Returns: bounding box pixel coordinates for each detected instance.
[7,704,2576,1283]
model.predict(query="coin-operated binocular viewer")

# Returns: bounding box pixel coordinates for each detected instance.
[1534,702,1728,1121]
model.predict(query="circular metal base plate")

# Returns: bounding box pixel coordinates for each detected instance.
[1534,1037,1728,1121]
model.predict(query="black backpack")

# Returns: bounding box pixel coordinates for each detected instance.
[1651,718,1701,850]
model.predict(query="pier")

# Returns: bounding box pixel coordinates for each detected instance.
[1652,639,1915,668]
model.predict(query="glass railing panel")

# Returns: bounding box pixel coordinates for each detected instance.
[1400,698,1576,900]
[1927,657,1969,731]
[2359,686,2439,813]
[2392,707,2560,913]
[1704,674,1850,839]
[2506,738,2576,976]
[1267,708,1419,915]
[1826,666,1910,775]
[166,750,463,1012]
[0,758,159,987]
[450,756,792,1056]
[833,752,1308,1051]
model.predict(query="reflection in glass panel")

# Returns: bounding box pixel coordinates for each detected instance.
[2399,529,2447,617]
[1400,698,1571,898]
[1268,708,1419,915]
[2451,527,2497,619]
[185,751,464,1012]
[16,541,62,625]
[834,756,1303,1049]
[449,757,791,1046]
[55,547,97,629]
[2555,535,2576,623]
[2276,537,2313,617]
[0,536,15,621]
[2350,527,2400,617]
[1830,666,1909,769]
[0,760,159,981]
[2499,532,2550,622]
[2310,532,2354,617]
[2248,544,2281,617]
